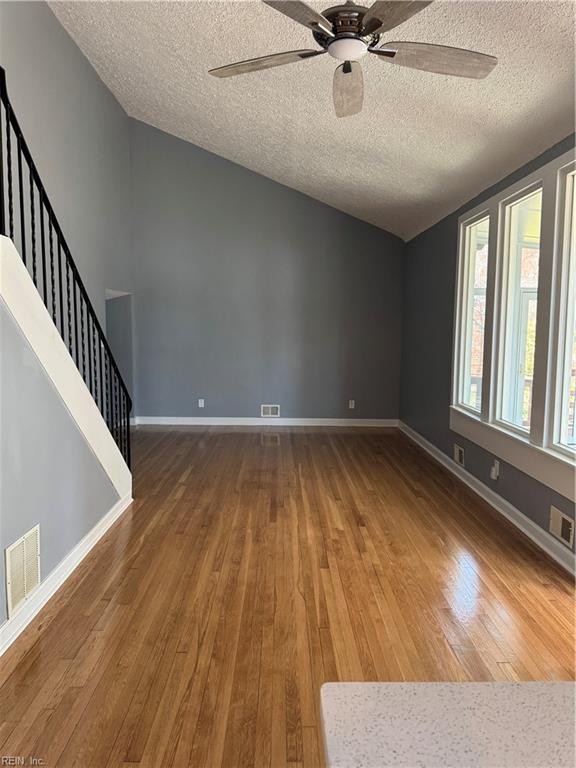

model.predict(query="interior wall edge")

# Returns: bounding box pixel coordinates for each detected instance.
[407,132,576,245]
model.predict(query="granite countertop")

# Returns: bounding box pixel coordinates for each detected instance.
[321,682,575,768]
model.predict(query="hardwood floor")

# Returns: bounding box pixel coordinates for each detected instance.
[0,427,573,767]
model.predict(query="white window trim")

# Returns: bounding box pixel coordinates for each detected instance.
[449,406,575,501]
[493,182,542,435]
[452,148,576,501]
[453,210,490,415]
[550,166,576,458]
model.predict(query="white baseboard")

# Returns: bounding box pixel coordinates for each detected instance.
[133,416,399,427]
[0,494,132,657]
[398,422,575,575]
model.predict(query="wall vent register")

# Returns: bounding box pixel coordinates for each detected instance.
[549,507,575,548]
[5,525,41,617]
[261,404,280,418]
[453,444,465,467]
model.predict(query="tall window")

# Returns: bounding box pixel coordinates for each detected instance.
[558,172,576,449]
[499,189,542,430]
[452,149,575,500]
[461,217,489,411]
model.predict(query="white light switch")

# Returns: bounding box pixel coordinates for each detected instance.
[198,398,205,408]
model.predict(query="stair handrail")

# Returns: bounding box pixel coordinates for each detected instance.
[0,66,132,467]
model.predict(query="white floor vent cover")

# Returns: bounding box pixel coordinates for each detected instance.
[261,404,280,418]
[5,525,41,617]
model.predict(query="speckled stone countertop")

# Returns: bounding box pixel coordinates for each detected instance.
[321,682,575,768]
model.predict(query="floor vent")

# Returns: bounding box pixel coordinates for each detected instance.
[549,507,574,549]
[5,525,41,617]
[261,404,280,418]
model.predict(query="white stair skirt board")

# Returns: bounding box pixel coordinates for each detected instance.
[399,422,575,575]
[0,236,131,499]
[0,494,132,656]
[134,417,399,427]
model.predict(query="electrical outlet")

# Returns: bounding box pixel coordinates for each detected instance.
[490,459,500,481]
[198,398,205,409]
[348,399,355,410]
[453,444,465,467]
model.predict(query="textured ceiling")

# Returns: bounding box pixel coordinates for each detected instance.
[50,1,575,240]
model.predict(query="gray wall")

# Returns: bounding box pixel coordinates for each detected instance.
[106,295,134,398]
[130,121,404,419]
[0,1,132,325]
[400,134,576,541]
[0,1,572,562]
[0,300,119,622]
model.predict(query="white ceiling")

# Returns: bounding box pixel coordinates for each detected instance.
[50,1,575,240]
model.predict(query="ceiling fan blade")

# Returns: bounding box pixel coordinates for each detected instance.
[370,41,497,78]
[333,61,364,118]
[209,49,326,78]
[263,1,335,37]
[362,1,433,36]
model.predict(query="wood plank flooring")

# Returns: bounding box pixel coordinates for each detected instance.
[0,426,573,767]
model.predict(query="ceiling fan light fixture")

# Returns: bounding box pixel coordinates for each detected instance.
[327,37,368,61]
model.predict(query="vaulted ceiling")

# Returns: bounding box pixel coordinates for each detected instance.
[51,1,575,240]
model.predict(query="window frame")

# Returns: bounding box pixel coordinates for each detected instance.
[451,149,576,502]
[550,165,576,459]
[454,210,491,416]
[493,182,543,437]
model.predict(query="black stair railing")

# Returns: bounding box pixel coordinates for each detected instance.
[0,67,131,467]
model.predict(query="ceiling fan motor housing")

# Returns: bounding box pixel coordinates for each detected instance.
[313,4,381,55]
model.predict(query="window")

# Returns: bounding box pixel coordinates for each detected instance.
[460,217,489,411]
[557,171,576,450]
[452,149,575,501]
[499,189,542,430]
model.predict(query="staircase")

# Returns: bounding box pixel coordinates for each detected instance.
[0,66,131,466]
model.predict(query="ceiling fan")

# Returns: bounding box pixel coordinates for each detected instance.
[209,1,497,117]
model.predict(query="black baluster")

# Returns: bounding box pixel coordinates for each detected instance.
[121,389,127,460]
[98,338,104,416]
[73,275,79,365]
[5,104,14,239]
[125,391,130,465]
[39,192,47,306]
[109,360,115,434]
[16,135,26,265]
[0,103,5,237]
[29,173,36,286]
[91,320,97,403]
[119,382,123,455]
[117,378,122,452]
[49,219,56,322]
[115,376,120,449]
[57,237,64,337]
[80,293,86,382]
[112,373,117,446]
[126,409,131,468]
[125,392,129,463]
[88,313,94,397]
[66,258,73,355]
[104,350,112,431]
